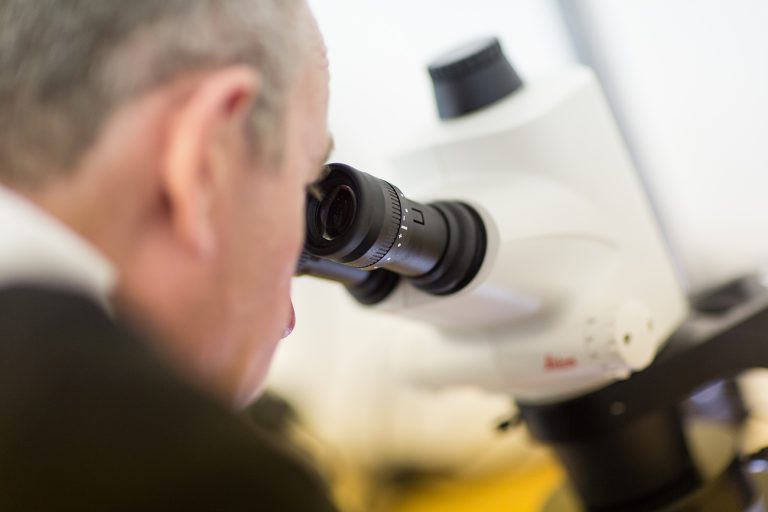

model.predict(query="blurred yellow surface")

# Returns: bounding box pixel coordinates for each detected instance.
[388,459,563,512]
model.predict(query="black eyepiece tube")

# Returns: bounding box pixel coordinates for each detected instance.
[297,249,370,287]
[296,250,401,305]
[303,163,486,300]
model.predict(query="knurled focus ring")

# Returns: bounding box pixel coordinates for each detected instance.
[359,182,402,268]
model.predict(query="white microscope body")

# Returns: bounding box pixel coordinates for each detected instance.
[376,66,688,403]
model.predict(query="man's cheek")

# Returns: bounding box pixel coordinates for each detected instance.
[287,192,306,254]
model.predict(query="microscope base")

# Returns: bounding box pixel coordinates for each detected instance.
[541,421,764,512]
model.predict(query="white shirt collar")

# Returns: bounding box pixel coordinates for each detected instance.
[0,184,116,303]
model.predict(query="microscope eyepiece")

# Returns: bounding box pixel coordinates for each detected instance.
[303,163,487,301]
[317,184,357,241]
[306,163,404,271]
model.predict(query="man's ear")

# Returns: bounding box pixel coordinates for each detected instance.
[162,66,261,257]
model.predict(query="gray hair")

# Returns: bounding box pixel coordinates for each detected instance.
[0,0,305,188]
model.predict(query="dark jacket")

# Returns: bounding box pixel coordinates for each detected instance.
[0,285,338,512]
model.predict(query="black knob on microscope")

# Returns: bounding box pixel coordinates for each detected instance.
[428,36,523,120]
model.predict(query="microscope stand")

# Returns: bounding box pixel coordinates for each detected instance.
[518,275,768,511]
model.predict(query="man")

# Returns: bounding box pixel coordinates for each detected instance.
[0,0,337,510]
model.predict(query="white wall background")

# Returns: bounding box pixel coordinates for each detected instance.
[561,0,768,293]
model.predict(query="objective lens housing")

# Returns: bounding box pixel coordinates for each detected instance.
[305,163,486,298]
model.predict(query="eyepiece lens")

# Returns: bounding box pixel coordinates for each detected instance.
[319,184,357,241]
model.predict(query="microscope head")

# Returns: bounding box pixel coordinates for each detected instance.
[300,38,688,403]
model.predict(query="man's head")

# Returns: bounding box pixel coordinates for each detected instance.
[0,0,331,406]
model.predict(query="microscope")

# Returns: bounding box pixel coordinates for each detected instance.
[298,37,768,511]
